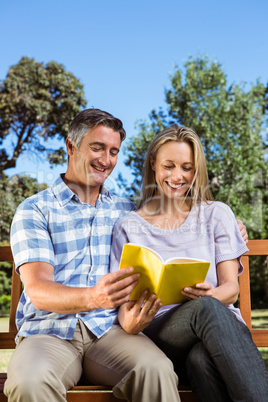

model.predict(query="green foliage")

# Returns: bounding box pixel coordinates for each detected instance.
[122,55,268,308]
[0,240,12,315]
[0,56,87,173]
[0,174,47,242]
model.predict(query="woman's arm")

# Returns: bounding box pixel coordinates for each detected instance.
[181,258,240,305]
[118,290,162,335]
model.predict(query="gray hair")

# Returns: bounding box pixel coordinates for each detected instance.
[67,108,126,148]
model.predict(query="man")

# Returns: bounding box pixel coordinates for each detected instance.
[4,109,180,402]
[5,108,247,402]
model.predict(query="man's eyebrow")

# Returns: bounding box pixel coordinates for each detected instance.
[89,142,120,152]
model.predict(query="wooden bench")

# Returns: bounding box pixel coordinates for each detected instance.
[1,240,268,402]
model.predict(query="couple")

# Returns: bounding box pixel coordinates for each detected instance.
[5,108,268,402]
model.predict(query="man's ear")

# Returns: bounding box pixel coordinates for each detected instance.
[150,155,155,171]
[66,137,75,156]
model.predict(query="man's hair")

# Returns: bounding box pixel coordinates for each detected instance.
[67,108,126,148]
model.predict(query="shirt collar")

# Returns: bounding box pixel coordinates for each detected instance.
[51,174,113,207]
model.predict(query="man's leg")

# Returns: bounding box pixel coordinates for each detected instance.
[143,297,268,402]
[82,325,181,402]
[4,334,82,402]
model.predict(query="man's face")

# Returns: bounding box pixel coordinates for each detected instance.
[66,125,121,189]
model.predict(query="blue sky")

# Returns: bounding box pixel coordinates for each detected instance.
[1,0,268,191]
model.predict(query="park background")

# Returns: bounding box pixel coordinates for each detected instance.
[0,0,268,369]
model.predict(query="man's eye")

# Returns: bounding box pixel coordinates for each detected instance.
[110,151,119,157]
[91,147,102,152]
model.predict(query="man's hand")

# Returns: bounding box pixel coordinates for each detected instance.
[118,290,162,334]
[89,267,140,310]
[237,219,248,243]
[20,263,140,313]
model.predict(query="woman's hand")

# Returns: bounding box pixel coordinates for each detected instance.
[181,282,214,300]
[182,259,240,305]
[118,290,162,335]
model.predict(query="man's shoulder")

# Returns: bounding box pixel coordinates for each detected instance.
[15,186,54,212]
[108,191,135,211]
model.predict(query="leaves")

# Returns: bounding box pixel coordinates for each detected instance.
[0,56,87,173]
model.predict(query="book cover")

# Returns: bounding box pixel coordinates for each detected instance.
[119,243,210,305]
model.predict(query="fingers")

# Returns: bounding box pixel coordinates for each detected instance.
[140,293,162,317]
[182,283,213,299]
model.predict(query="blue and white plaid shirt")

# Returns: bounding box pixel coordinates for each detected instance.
[11,175,134,343]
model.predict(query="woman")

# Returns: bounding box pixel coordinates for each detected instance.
[110,125,268,402]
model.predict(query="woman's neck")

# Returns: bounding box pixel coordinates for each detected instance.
[141,195,191,216]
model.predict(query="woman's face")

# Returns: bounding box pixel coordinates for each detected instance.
[151,140,195,201]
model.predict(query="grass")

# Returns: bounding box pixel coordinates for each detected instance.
[0,312,267,373]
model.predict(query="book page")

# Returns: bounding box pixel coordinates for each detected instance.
[164,257,210,264]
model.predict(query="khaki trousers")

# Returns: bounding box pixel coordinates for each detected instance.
[4,321,180,402]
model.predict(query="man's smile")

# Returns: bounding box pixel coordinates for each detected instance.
[92,164,106,172]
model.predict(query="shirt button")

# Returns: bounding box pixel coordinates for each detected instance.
[93,249,97,254]
[90,276,94,281]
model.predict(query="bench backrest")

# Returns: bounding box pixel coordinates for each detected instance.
[0,241,268,349]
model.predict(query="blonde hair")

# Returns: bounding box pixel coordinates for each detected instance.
[139,124,213,209]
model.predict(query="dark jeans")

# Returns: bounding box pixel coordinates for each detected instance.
[143,297,268,402]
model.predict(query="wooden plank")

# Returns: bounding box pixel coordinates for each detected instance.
[239,255,252,329]
[245,240,268,255]
[0,332,17,349]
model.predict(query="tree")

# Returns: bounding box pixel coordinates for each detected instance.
[122,56,268,308]
[0,57,87,174]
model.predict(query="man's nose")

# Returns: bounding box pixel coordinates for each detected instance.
[99,151,110,166]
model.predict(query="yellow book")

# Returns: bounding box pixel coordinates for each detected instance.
[119,243,210,305]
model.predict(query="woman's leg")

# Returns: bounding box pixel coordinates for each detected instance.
[186,342,232,402]
[143,297,268,402]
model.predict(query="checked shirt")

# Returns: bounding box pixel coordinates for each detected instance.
[11,175,134,343]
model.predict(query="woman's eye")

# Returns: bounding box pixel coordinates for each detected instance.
[164,165,173,169]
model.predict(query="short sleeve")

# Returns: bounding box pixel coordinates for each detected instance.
[11,200,55,273]
[214,204,249,274]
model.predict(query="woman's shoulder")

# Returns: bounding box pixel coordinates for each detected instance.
[199,201,235,219]
[114,210,139,226]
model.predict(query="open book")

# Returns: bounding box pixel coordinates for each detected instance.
[119,243,210,305]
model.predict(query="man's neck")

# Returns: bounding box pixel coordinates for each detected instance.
[62,175,101,206]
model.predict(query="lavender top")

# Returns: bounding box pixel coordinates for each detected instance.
[110,201,249,324]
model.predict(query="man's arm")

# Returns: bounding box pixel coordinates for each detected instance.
[20,262,140,313]
[237,219,248,243]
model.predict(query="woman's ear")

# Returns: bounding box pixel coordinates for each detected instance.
[150,155,155,171]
